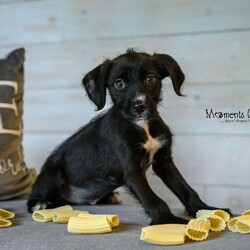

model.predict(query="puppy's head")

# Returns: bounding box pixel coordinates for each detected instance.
[82,49,185,122]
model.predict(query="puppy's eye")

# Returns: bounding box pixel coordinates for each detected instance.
[146,74,156,85]
[114,79,126,90]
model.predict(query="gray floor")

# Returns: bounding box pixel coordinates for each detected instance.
[0,200,249,250]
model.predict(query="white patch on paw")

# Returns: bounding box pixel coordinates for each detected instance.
[32,202,48,212]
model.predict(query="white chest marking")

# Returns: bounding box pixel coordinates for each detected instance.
[139,122,162,164]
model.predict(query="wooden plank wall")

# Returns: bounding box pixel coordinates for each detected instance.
[0,0,250,211]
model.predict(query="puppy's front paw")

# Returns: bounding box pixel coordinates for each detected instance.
[27,200,50,213]
[187,205,233,217]
[203,206,233,217]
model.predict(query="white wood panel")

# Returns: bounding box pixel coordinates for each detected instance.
[23,133,250,186]
[144,181,250,211]
[146,171,204,209]
[2,0,250,210]
[23,133,70,171]
[1,31,249,87]
[164,81,250,107]
[1,0,250,45]
[23,83,250,134]
[23,87,97,133]
[172,135,250,187]
[205,186,250,212]
[161,82,250,134]
[163,107,250,135]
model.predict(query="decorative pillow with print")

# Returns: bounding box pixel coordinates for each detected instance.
[0,48,36,200]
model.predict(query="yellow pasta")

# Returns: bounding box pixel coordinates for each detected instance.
[77,213,119,228]
[0,217,12,228]
[228,215,250,233]
[242,210,250,216]
[67,216,112,234]
[196,209,230,223]
[196,214,226,232]
[0,208,15,219]
[53,210,89,223]
[140,224,186,245]
[32,205,73,222]
[227,217,240,232]
[235,217,250,234]
[185,219,211,241]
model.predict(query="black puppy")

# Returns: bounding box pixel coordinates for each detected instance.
[27,49,230,224]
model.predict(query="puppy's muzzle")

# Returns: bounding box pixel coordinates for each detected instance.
[132,100,147,114]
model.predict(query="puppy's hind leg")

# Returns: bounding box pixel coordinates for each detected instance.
[27,166,66,213]
[64,177,121,205]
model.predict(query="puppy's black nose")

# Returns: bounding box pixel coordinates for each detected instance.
[132,100,146,113]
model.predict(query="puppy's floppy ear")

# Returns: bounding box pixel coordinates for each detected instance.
[152,53,185,96]
[82,60,111,110]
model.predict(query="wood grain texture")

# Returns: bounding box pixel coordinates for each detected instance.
[146,170,204,209]
[0,0,250,45]
[23,131,250,208]
[172,135,250,187]
[1,0,249,207]
[23,83,250,134]
[23,133,70,171]
[23,133,250,186]
[0,31,249,87]
[205,186,250,211]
